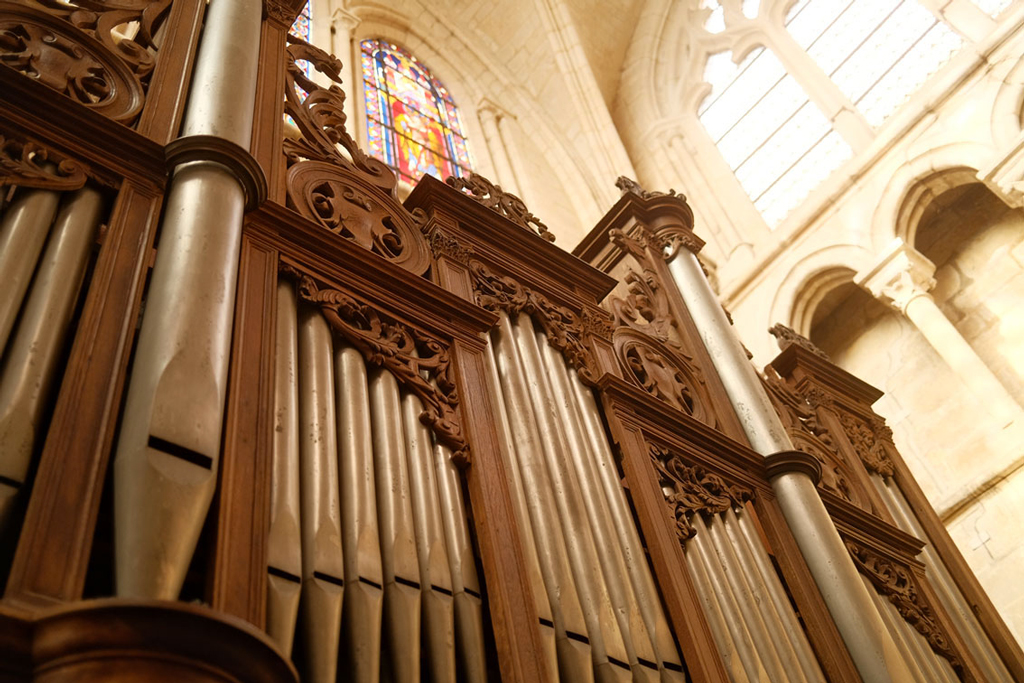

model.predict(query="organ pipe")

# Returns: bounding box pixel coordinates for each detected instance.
[0,186,103,532]
[369,368,421,683]
[335,342,384,683]
[266,280,302,656]
[295,308,345,683]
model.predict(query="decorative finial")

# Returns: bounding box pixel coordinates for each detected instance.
[615,176,682,201]
[768,323,831,360]
[446,173,555,242]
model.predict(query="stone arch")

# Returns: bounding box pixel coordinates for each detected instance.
[989,52,1024,150]
[869,142,998,251]
[770,244,875,337]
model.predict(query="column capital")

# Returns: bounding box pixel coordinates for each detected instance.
[330,7,360,32]
[855,239,937,313]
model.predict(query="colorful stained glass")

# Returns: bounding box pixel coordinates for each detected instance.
[289,1,313,80]
[361,39,472,184]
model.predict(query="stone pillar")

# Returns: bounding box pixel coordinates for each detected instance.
[856,239,1022,425]
[496,111,531,205]
[477,100,521,197]
[330,8,360,135]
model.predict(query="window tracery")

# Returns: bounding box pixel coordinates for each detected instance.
[360,39,472,186]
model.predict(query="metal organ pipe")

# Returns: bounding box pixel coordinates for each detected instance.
[400,390,456,683]
[334,342,384,683]
[0,187,103,531]
[489,313,594,683]
[369,368,422,683]
[296,307,345,683]
[538,336,660,682]
[112,0,261,599]
[266,280,303,656]
[512,314,632,683]
[565,367,686,682]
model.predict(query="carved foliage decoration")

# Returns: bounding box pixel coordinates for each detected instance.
[283,264,468,464]
[768,323,831,360]
[470,259,598,383]
[283,35,431,276]
[446,172,555,243]
[763,372,863,506]
[0,0,167,124]
[838,411,896,477]
[846,540,964,676]
[0,133,88,190]
[649,443,753,542]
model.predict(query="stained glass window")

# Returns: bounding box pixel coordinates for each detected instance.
[288,0,312,80]
[699,48,852,228]
[361,39,472,186]
[786,0,962,127]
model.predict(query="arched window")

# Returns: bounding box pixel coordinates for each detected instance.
[785,0,962,127]
[288,0,311,42]
[360,39,472,186]
[698,47,852,227]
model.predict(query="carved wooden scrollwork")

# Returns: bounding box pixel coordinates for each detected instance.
[0,0,167,124]
[763,372,864,506]
[616,328,714,426]
[838,411,896,477]
[0,133,88,190]
[283,35,431,276]
[846,540,964,676]
[649,443,753,542]
[768,323,831,360]
[469,259,599,383]
[282,264,468,464]
[446,172,555,243]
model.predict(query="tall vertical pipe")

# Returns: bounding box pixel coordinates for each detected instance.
[490,315,594,683]
[665,248,914,682]
[112,0,262,598]
[433,441,489,683]
[513,316,631,683]
[539,337,659,682]
[266,280,303,656]
[295,309,345,683]
[335,343,384,683]
[0,187,104,531]
[401,390,456,683]
[483,339,560,680]
[369,368,421,683]
[0,185,60,354]
[565,367,686,682]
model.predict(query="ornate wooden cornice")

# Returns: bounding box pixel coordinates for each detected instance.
[446,172,555,243]
[281,263,469,465]
[649,442,754,542]
[845,540,964,677]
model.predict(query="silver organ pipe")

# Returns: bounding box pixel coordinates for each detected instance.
[335,342,384,683]
[266,280,303,656]
[0,186,103,531]
[296,306,345,683]
[369,367,422,683]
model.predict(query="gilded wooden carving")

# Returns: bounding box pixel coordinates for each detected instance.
[0,0,167,124]
[469,258,598,383]
[0,132,88,190]
[282,263,468,464]
[283,35,431,276]
[649,443,753,542]
[446,172,555,243]
[846,540,964,676]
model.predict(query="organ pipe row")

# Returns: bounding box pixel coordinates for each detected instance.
[267,280,486,683]
[0,183,103,535]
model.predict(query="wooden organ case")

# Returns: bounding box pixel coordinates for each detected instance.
[0,0,1022,681]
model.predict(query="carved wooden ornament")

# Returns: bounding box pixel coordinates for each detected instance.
[446,172,555,243]
[0,133,88,190]
[283,35,431,276]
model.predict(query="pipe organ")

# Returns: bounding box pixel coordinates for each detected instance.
[0,1,1022,682]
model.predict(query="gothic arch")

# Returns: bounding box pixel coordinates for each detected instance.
[770,245,874,337]
[989,52,1024,150]
[870,142,997,250]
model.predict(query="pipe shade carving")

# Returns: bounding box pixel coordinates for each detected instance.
[445,172,555,243]
[0,135,88,191]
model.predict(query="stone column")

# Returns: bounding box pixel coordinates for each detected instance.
[330,8,360,135]
[477,100,521,197]
[661,235,915,683]
[496,111,532,205]
[856,239,1022,425]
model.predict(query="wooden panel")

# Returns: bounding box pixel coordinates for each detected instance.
[5,182,161,608]
[209,234,278,626]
